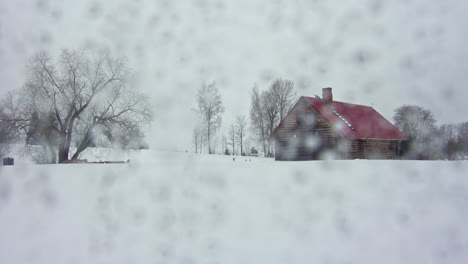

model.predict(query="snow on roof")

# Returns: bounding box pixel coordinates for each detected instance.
[332,110,355,130]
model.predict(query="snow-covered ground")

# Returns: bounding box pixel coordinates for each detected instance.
[1,150,468,264]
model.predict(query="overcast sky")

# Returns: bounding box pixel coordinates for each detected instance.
[1,0,468,151]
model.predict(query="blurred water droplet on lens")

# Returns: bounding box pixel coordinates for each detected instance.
[35,0,49,11]
[39,32,52,45]
[88,2,102,19]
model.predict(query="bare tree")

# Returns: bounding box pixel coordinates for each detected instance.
[0,130,14,159]
[243,137,252,156]
[0,99,19,158]
[270,79,295,121]
[221,135,227,155]
[262,89,281,157]
[192,126,201,153]
[394,105,436,140]
[197,82,224,154]
[457,122,468,158]
[191,109,206,153]
[250,86,268,155]
[393,105,437,159]
[235,115,247,155]
[439,124,458,159]
[227,124,236,155]
[1,49,152,163]
[249,80,295,157]
[0,126,14,158]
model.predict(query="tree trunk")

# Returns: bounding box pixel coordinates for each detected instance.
[57,117,76,163]
[262,140,267,157]
[58,148,69,163]
[63,118,75,160]
[240,137,243,156]
[58,133,73,163]
[71,144,88,160]
[267,141,273,157]
[207,124,212,154]
[71,125,94,160]
[54,131,68,163]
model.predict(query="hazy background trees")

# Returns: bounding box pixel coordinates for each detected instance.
[235,115,247,155]
[393,105,437,159]
[222,115,249,156]
[227,124,236,156]
[250,86,268,155]
[438,124,458,160]
[191,78,295,157]
[196,82,224,154]
[0,49,152,163]
[0,98,19,158]
[458,123,468,158]
[393,105,468,160]
[192,125,204,154]
[250,79,296,157]
[437,122,468,160]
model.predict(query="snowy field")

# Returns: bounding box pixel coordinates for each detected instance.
[1,151,468,264]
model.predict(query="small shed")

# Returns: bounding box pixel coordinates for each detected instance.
[271,88,407,160]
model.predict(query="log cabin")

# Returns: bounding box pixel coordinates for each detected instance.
[271,88,407,160]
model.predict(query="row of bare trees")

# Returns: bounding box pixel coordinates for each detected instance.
[192,83,251,156]
[250,79,296,157]
[224,115,248,156]
[438,122,468,159]
[0,49,152,163]
[191,79,296,157]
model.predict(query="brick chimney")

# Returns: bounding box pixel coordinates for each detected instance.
[322,87,333,103]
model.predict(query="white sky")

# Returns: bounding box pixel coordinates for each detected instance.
[1,0,468,151]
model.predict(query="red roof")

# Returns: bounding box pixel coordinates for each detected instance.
[275,96,407,140]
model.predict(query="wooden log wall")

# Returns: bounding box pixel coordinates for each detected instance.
[348,139,399,160]
[275,103,338,160]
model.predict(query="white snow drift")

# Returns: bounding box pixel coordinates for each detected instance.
[1,151,467,264]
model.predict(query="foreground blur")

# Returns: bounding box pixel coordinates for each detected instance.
[1,151,467,264]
